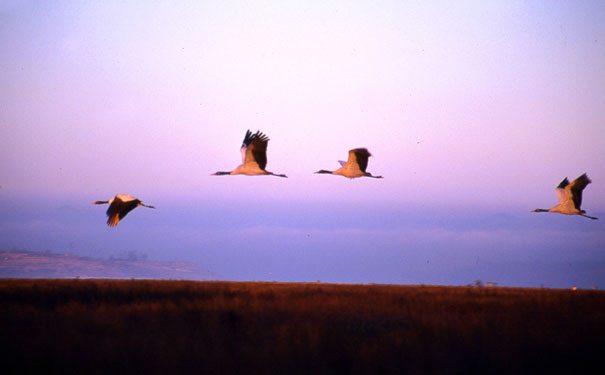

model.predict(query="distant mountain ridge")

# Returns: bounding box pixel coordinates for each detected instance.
[0,249,217,280]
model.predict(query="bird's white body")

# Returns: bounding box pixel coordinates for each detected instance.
[230,163,267,176]
[111,194,137,203]
[332,159,365,178]
[547,190,582,215]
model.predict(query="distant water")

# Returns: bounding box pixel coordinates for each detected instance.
[1,195,604,288]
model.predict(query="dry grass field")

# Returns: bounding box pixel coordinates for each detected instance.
[1,279,604,374]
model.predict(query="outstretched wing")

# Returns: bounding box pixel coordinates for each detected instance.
[350,148,371,173]
[244,130,270,170]
[569,173,591,210]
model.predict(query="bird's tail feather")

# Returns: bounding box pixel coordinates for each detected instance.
[107,215,120,227]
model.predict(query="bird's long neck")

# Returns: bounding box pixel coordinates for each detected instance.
[212,171,232,176]
[92,200,109,205]
[365,173,383,179]
[315,170,333,174]
[139,203,156,209]
[532,208,549,213]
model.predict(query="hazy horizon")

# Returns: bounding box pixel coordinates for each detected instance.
[1,193,603,288]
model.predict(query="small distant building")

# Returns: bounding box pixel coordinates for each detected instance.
[486,282,498,287]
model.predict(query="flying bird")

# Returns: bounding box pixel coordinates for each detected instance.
[315,148,383,179]
[212,130,287,178]
[92,194,155,227]
[531,173,598,220]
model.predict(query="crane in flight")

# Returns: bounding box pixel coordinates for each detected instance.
[212,130,287,178]
[531,173,598,220]
[315,148,383,179]
[92,194,155,227]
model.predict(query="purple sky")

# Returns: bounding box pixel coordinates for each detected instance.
[1,1,604,287]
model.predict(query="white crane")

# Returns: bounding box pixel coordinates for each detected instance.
[531,173,598,220]
[212,130,287,178]
[92,194,155,227]
[315,148,383,179]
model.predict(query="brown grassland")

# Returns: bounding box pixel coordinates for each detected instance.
[1,279,604,374]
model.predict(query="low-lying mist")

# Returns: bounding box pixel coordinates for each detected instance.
[1,195,603,288]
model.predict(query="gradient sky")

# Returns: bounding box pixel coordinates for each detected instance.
[1,1,604,287]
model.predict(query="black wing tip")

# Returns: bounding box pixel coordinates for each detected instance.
[350,147,371,155]
[557,177,570,189]
[253,130,270,143]
[242,129,253,146]
[569,173,592,191]
[242,129,270,146]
